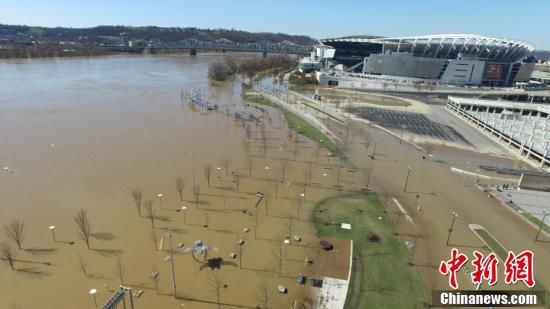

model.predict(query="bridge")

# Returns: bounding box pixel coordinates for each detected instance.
[146,38,312,55]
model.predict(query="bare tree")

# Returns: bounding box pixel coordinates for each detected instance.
[193,185,201,208]
[150,227,159,250]
[0,241,16,270]
[78,253,88,276]
[361,169,373,191]
[144,200,155,227]
[204,165,211,187]
[74,210,92,249]
[255,274,274,309]
[208,273,224,309]
[131,189,143,216]
[234,174,241,192]
[175,177,185,201]
[222,159,230,176]
[116,256,125,285]
[4,220,25,250]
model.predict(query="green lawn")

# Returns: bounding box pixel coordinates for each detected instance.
[313,193,427,309]
[243,93,341,156]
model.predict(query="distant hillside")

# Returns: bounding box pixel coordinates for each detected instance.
[0,24,317,45]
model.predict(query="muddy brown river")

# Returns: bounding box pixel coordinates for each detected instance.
[0,54,344,308]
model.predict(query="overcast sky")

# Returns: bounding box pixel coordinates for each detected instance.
[2,0,549,50]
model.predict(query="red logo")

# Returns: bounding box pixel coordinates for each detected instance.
[439,248,468,289]
[504,250,535,288]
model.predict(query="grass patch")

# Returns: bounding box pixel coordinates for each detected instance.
[313,193,427,309]
[243,93,341,156]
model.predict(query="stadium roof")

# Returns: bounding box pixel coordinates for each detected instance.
[320,34,535,61]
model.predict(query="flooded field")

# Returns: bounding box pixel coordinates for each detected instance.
[0,55,358,308]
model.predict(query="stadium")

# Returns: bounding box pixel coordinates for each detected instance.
[301,34,536,87]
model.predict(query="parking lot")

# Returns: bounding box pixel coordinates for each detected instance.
[350,107,470,144]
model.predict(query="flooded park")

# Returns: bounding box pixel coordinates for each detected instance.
[1,54,550,308]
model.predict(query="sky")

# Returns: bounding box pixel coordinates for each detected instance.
[1,0,549,50]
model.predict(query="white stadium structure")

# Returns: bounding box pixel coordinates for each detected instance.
[300,34,537,88]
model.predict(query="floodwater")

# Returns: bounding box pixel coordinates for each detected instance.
[0,55,347,308]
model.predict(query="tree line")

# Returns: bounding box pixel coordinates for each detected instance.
[208,55,296,81]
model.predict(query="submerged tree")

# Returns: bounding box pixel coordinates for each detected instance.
[4,220,25,250]
[0,241,16,270]
[175,177,185,201]
[131,189,143,216]
[204,165,211,187]
[255,274,274,309]
[208,273,224,309]
[74,209,92,249]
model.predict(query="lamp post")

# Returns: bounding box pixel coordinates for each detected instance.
[89,288,98,309]
[462,162,471,186]
[298,193,305,220]
[181,206,187,224]
[371,140,378,159]
[414,194,420,212]
[535,210,549,241]
[403,166,412,192]
[165,228,177,298]
[49,225,56,242]
[157,193,164,209]
[446,211,459,246]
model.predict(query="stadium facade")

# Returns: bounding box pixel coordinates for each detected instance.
[300,34,536,87]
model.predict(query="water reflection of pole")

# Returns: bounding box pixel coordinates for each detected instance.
[403,166,412,192]
[446,211,459,246]
[414,194,420,211]
[191,148,196,189]
[535,210,549,241]
[371,140,378,159]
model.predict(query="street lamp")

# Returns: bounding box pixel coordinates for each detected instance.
[157,193,164,209]
[403,166,412,192]
[371,140,378,159]
[49,225,56,242]
[400,125,407,144]
[535,210,549,241]
[89,288,98,309]
[462,162,471,186]
[165,228,177,298]
[446,211,459,246]
[298,193,305,219]
[181,206,188,224]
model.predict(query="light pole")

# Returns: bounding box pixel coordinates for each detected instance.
[49,225,56,242]
[535,210,549,241]
[414,194,420,212]
[462,162,471,186]
[89,288,98,309]
[403,166,412,192]
[446,211,459,246]
[298,193,305,220]
[371,140,378,159]
[181,206,187,224]
[165,228,177,298]
[157,193,164,209]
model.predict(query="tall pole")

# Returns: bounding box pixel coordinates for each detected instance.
[535,211,549,241]
[446,212,459,246]
[403,166,412,192]
[49,226,56,242]
[191,148,196,189]
[166,228,177,298]
[371,140,378,159]
[414,194,420,211]
[89,289,98,309]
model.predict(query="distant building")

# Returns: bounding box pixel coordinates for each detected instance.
[307,34,536,88]
[120,32,129,47]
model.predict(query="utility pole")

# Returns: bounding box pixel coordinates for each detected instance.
[403,166,412,192]
[446,212,459,246]
[535,210,549,241]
